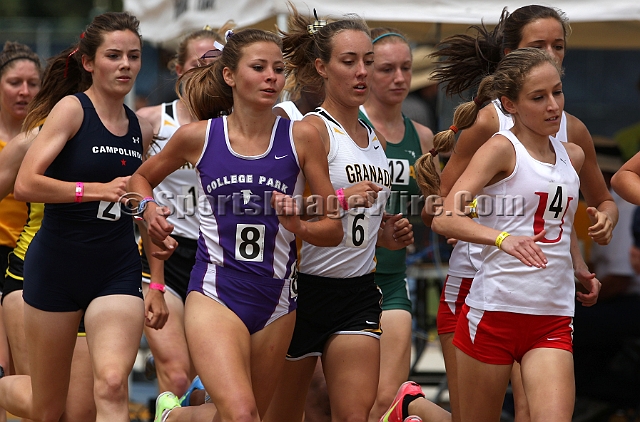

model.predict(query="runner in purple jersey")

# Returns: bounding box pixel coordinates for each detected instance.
[128,28,342,422]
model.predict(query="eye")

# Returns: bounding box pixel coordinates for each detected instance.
[553,89,563,96]
[555,44,565,51]
[364,59,374,66]
[252,65,264,71]
[343,60,353,65]
[274,67,285,74]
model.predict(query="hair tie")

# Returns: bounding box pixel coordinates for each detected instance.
[372,33,406,44]
[307,8,327,35]
[213,40,225,51]
[64,48,79,79]
[429,148,438,157]
[225,30,234,42]
[203,25,214,31]
[80,32,85,39]
[473,96,482,106]
[449,125,459,134]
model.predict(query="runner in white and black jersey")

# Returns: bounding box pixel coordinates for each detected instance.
[264,8,414,422]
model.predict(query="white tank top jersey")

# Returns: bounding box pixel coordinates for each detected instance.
[299,108,391,278]
[448,100,568,278]
[273,100,304,121]
[150,100,201,239]
[466,130,579,316]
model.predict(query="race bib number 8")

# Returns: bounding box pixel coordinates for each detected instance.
[346,213,369,248]
[97,201,121,221]
[235,224,265,262]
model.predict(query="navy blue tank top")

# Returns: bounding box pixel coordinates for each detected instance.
[43,92,143,243]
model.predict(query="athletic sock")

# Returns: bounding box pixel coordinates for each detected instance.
[402,394,423,420]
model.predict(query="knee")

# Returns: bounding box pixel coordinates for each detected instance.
[164,367,191,396]
[32,408,65,422]
[93,369,128,403]
[220,404,260,422]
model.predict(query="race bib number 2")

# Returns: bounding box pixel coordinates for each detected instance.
[97,201,121,221]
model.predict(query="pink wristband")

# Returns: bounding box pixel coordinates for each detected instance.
[336,188,348,210]
[149,282,166,293]
[74,182,84,203]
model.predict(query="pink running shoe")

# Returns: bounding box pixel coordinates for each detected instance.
[404,417,423,422]
[379,381,425,422]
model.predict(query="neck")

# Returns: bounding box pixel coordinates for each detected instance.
[0,112,24,141]
[321,96,362,135]
[226,103,277,138]
[363,97,404,125]
[85,87,126,120]
[177,99,197,125]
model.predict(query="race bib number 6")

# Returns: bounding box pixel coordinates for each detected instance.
[346,213,369,248]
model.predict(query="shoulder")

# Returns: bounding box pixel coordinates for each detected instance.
[410,120,434,153]
[136,104,163,131]
[292,119,320,138]
[564,112,591,147]
[273,105,290,119]
[373,128,387,150]
[42,95,84,131]
[454,104,500,156]
[562,142,585,173]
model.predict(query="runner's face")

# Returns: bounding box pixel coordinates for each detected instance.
[83,30,142,97]
[179,37,219,74]
[226,41,285,108]
[370,40,411,106]
[516,18,565,66]
[320,29,373,107]
[0,60,41,121]
[507,61,564,138]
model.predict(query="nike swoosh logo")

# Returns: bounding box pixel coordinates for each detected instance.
[366,321,377,325]
[547,337,560,341]
[374,145,379,149]
[275,155,288,160]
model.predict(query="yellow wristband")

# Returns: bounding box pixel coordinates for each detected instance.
[495,231,510,249]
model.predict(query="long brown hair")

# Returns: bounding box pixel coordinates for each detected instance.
[430,5,569,97]
[415,48,561,197]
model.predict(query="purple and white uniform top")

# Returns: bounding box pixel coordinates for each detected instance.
[188,116,305,333]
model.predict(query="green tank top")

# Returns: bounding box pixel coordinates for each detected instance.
[359,111,422,276]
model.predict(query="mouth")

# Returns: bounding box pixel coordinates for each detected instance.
[545,115,559,122]
[116,76,132,82]
[354,83,367,91]
[262,88,277,94]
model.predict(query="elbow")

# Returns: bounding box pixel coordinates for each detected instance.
[609,172,622,196]
[13,177,30,202]
[430,216,448,238]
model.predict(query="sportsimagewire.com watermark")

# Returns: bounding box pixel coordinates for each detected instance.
[119,190,526,219]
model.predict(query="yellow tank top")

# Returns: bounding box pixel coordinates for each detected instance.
[12,201,44,261]
[0,139,29,249]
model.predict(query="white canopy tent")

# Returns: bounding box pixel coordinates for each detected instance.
[124,0,640,48]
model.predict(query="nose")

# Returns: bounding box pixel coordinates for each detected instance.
[394,67,406,84]
[17,81,30,96]
[356,60,368,78]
